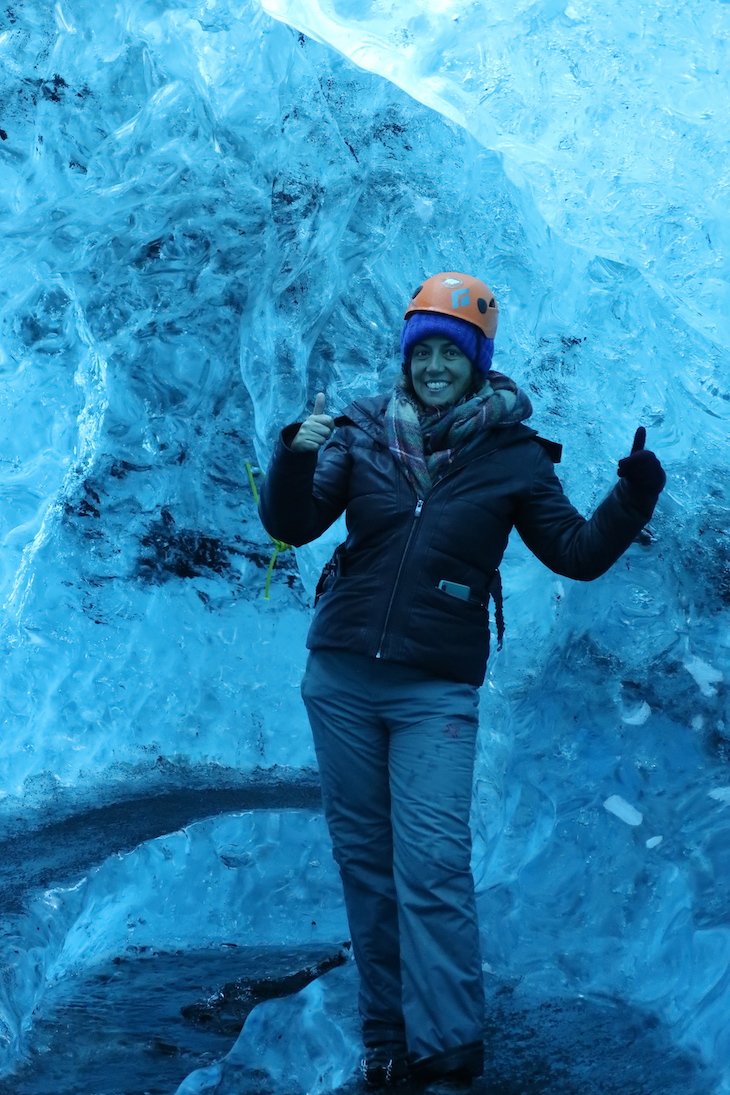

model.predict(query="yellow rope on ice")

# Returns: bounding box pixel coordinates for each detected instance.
[245,461,292,601]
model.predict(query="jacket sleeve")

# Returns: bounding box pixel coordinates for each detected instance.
[258,423,351,547]
[514,444,658,580]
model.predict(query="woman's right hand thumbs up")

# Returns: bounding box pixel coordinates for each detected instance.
[290,392,335,453]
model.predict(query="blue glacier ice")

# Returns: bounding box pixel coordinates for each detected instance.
[0,0,728,1092]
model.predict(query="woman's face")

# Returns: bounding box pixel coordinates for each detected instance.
[409,337,474,409]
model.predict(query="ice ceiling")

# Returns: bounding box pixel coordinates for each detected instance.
[0,0,728,1091]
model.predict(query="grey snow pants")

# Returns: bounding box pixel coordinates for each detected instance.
[301,649,484,1064]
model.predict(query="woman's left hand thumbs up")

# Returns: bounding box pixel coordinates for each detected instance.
[617,427,666,496]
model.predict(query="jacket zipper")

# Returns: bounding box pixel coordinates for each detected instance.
[375,497,423,658]
[374,444,502,660]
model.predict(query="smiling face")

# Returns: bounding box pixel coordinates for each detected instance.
[409,337,475,408]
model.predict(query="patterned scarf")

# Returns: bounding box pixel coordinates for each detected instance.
[386,371,533,499]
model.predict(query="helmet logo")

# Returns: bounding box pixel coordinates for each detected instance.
[451,288,470,309]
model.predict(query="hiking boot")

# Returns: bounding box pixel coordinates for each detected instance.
[360,1046,410,1088]
[409,1040,484,1085]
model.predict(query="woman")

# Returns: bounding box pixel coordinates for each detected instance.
[259,272,665,1088]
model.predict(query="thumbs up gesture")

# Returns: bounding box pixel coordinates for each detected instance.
[617,427,666,496]
[290,392,335,453]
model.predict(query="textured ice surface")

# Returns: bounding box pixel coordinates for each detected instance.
[0,0,729,1091]
[261,0,730,348]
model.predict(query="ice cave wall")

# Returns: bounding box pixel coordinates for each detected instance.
[0,0,728,1085]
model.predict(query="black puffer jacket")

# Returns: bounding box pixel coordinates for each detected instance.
[259,394,657,686]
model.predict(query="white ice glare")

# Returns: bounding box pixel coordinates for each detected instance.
[603,795,643,827]
[683,655,723,698]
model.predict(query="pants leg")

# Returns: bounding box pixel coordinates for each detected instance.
[301,650,484,1067]
[301,651,406,1049]
[386,669,485,1063]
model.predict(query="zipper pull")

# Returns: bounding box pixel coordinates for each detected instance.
[414,498,424,516]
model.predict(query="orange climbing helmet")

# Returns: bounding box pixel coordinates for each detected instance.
[404,272,499,339]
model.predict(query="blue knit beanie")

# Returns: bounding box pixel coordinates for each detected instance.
[400,312,495,375]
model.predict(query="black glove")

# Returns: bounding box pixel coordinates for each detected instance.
[617,427,666,497]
